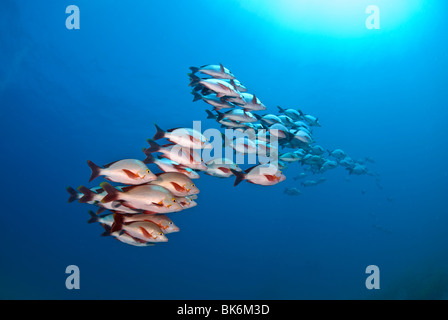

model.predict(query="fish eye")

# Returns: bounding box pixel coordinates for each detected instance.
[172,198,176,202]
[146,169,151,174]
[191,184,195,187]
[159,232,163,236]
[169,221,173,225]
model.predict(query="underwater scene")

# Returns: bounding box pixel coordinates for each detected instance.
[1,0,447,300]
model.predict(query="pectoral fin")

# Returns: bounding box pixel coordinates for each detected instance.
[264,174,276,182]
[170,182,185,192]
[122,169,140,179]
[139,227,154,240]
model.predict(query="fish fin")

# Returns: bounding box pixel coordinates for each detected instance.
[87,160,102,182]
[87,210,99,224]
[170,182,185,192]
[77,185,96,203]
[166,127,182,133]
[151,201,164,208]
[229,79,237,90]
[100,224,112,237]
[189,74,201,87]
[96,207,106,215]
[253,113,262,121]
[193,84,203,92]
[252,94,258,104]
[122,169,140,179]
[192,91,203,102]
[189,66,199,74]
[277,106,285,113]
[244,165,258,174]
[153,123,165,140]
[120,201,138,210]
[216,92,226,98]
[144,139,161,154]
[230,169,245,186]
[102,160,119,168]
[219,63,225,73]
[66,186,78,203]
[139,226,154,240]
[111,213,124,233]
[217,167,230,173]
[142,210,157,214]
[142,152,155,164]
[216,110,225,122]
[205,110,216,119]
[264,174,276,182]
[100,182,121,203]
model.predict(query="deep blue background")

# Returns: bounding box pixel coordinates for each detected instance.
[1,0,447,299]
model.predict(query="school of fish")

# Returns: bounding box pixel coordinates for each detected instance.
[67,63,377,247]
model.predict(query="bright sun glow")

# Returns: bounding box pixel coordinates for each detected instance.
[237,0,424,36]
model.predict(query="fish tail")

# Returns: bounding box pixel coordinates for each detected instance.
[144,139,161,154]
[153,123,165,140]
[66,186,79,203]
[189,66,199,74]
[100,224,112,237]
[111,213,124,233]
[142,152,155,165]
[216,110,225,122]
[100,182,121,203]
[96,207,106,215]
[87,160,102,182]
[192,91,203,102]
[189,74,200,87]
[87,210,99,224]
[230,169,245,187]
[277,106,285,113]
[205,109,216,120]
[77,185,96,203]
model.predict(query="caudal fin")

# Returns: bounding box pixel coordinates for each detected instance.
[205,110,216,120]
[144,139,161,154]
[66,186,79,203]
[153,123,165,140]
[142,152,156,165]
[87,210,99,224]
[100,224,112,237]
[277,106,286,113]
[216,110,225,122]
[87,160,102,182]
[77,185,97,203]
[189,74,201,87]
[100,182,121,203]
[230,169,246,187]
[189,66,199,74]
[192,91,203,102]
[111,213,125,233]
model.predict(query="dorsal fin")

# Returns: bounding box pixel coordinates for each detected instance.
[245,164,259,174]
[102,160,119,168]
[252,94,257,104]
[167,127,182,133]
[219,63,225,73]
[120,185,140,193]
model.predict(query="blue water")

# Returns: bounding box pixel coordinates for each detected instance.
[1,0,447,299]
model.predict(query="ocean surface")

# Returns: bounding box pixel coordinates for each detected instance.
[1,0,447,299]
